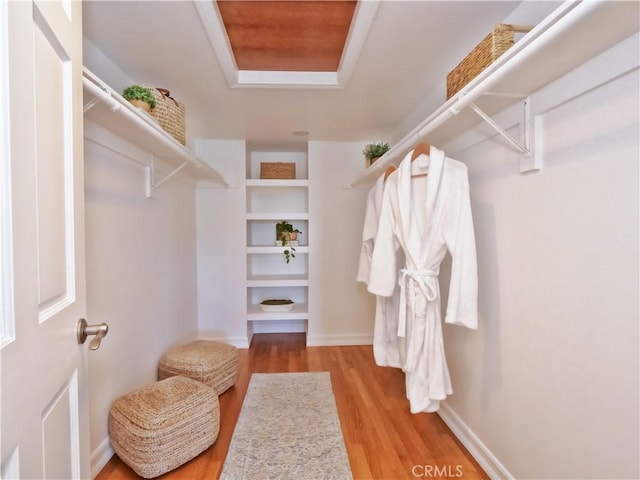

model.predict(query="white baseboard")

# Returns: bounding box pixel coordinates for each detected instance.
[437,403,513,480]
[306,333,373,346]
[199,332,373,348]
[90,437,114,479]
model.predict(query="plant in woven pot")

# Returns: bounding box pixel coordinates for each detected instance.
[363,141,390,167]
[122,85,156,113]
[276,221,302,264]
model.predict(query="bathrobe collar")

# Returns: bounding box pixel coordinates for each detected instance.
[396,145,446,267]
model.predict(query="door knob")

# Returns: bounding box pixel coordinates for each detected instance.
[77,318,109,350]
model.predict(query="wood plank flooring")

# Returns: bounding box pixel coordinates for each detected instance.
[95,334,488,480]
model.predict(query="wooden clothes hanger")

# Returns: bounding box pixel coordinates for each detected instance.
[383,165,396,181]
[411,142,430,161]
[411,142,431,177]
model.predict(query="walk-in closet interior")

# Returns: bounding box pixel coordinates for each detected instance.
[2,0,638,479]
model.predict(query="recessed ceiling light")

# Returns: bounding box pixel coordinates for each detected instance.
[291,130,309,136]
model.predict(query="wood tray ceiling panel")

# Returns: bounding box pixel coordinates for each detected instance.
[216,1,357,72]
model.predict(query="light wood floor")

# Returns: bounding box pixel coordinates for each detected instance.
[96,334,488,480]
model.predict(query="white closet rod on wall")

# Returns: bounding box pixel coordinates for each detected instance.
[349,0,605,186]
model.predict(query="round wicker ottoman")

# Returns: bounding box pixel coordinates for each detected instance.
[157,340,240,395]
[108,376,219,479]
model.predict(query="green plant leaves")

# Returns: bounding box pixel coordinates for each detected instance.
[363,141,390,160]
[283,247,296,263]
[122,85,157,109]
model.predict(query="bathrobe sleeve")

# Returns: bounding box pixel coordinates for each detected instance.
[442,165,478,329]
[367,185,400,297]
[356,187,378,284]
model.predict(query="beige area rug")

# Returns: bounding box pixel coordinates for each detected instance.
[220,372,353,480]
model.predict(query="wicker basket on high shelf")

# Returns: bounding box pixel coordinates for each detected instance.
[446,24,533,99]
[260,162,296,179]
[146,87,186,145]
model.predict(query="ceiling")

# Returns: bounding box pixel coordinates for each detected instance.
[82,1,525,150]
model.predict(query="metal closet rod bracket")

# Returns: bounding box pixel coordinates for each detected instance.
[461,92,540,173]
[145,156,190,198]
[83,83,121,114]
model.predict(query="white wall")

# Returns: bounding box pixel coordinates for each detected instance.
[84,124,199,475]
[438,34,639,479]
[195,139,248,346]
[82,37,131,96]
[308,141,375,345]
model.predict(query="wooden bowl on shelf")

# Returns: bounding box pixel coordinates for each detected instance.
[260,299,294,312]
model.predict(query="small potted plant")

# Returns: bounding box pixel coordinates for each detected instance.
[363,141,390,167]
[276,221,302,263]
[122,85,156,113]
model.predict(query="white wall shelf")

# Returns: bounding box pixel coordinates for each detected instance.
[350,0,640,185]
[247,246,309,254]
[247,274,308,287]
[247,303,309,321]
[246,179,309,187]
[246,213,309,221]
[82,68,227,187]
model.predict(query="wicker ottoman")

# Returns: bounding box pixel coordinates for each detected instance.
[158,340,240,395]
[108,376,219,479]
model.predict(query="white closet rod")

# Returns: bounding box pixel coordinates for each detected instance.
[349,0,593,186]
[82,74,228,187]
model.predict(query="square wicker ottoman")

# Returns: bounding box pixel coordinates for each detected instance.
[158,340,240,395]
[108,376,219,479]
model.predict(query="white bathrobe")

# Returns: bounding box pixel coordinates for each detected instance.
[367,146,478,413]
[356,175,404,368]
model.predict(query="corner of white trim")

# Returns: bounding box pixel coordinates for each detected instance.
[437,403,514,480]
[236,70,342,89]
[193,0,238,87]
[337,0,380,88]
[0,0,15,349]
[90,437,114,479]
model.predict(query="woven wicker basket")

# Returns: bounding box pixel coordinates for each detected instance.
[446,24,532,99]
[147,87,186,145]
[260,162,296,179]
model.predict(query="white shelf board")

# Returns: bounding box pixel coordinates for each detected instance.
[247,303,309,321]
[247,246,309,254]
[246,179,309,187]
[247,274,308,287]
[246,213,309,221]
[82,68,227,185]
[351,0,640,185]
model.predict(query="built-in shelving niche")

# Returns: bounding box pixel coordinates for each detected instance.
[245,150,309,340]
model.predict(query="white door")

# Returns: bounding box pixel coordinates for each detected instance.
[1,0,90,478]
